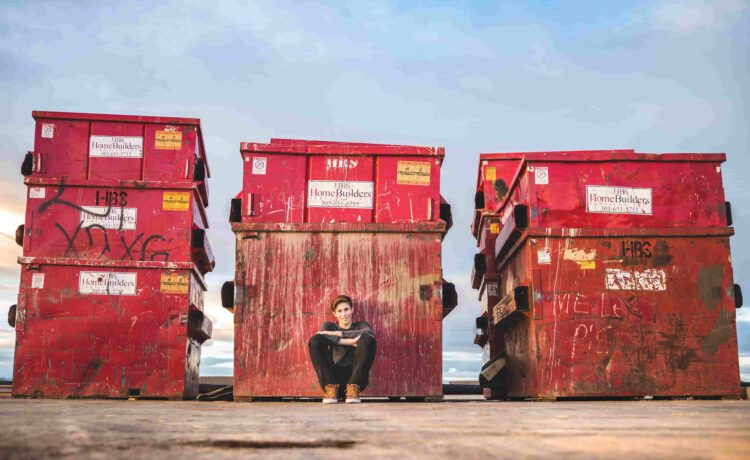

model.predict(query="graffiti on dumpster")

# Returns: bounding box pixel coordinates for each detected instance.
[605,268,666,291]
[38,180,171,261]
[621,240,652,258]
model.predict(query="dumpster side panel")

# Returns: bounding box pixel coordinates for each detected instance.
[234,230,443,398]
[24,183,204,264]
[479,158,523,212]
[12,264,200,399]
[32,113,207,193]
[376,156,442,223]
[526,160,727,229]
[241,153,307,223]
[33,119,89,180]
[499,235,740,398]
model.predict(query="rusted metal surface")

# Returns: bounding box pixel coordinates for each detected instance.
[489,151,728,228]
[231,139,449,399]
[239,139,443,224]
[21,178,212,274]
[28,111,210,205]
[494,229,740,399]
[11,110,213,400]
[233,226,444,399]
[12,259,209,399]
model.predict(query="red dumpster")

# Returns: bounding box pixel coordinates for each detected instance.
[229,139,451,400]
[10,110,214,400]
[12,258,210,399]
[481,150,741,399]
[494,228,741,398]
[491,151,729,231]
[25,111,210,207]
[20,178,214,274]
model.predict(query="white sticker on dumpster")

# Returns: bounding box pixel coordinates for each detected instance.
[605,268,666,291]
[79,272,137,295]
[31,273,45,289]
[586,186,652,215]
[89,136,143,158]
[307,180,374,209]
[537,248,551,265]
[534,167,549,185]
[41,123,55,139]
[252,157,267,175]
[80,206,137,230]
[29,187,46,199]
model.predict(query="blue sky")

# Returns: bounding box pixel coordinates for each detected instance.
[0,0,748,382]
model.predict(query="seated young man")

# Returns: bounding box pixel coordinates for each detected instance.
[308,295,376,404]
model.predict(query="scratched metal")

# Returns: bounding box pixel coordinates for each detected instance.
[489,151,728,228]
[494,229,741,399]
[232,225,445,399]
[231,139,449,399]
[21,178,213,274]
[12,260,208,399]
[239,139,444,224]
[29,111,210,206]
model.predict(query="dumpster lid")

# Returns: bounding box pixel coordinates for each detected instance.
[479,149,725,163]
[241,138,444,157]
[32,111,211,178]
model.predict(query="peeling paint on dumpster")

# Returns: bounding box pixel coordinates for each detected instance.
[231,139,450,400]
[496,228,740,399]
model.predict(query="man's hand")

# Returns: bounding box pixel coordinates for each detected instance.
[340,335,361,348]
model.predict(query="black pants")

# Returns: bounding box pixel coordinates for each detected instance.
[308,334,376,392]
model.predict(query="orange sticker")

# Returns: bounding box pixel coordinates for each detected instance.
[397,161,431,186]
[155,130,182,150]
[163,191,190,211]
[485,167,496,181]
[490,223,500,234]
[160,273,189,294]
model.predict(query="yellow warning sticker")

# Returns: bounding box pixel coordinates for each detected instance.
[155,130,182,150]
[485,167,496,181]
[160,273,190,294]
[162,191,190,211]
[397,161,431,186]
[490,223,500,234]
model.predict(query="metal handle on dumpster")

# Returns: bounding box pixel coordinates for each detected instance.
[21,151,41,176]
[246,193,255,217]
[15,225,24,247]
[725,201,733,226]
[8,304,16,328]
[474,315,488,346]
[475,191,485,210]
[229,198,242,223]
[494,204,529,263]
[221,281,235,311]
[734,284,743,308]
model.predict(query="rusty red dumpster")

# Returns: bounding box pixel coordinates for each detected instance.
[480,150,741,399]
[10,111,213,400]
[25,111,210,206]
[12,258,210,399]
[494,228,740,398]
[19,178,214,274]
[228,138,452,400]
